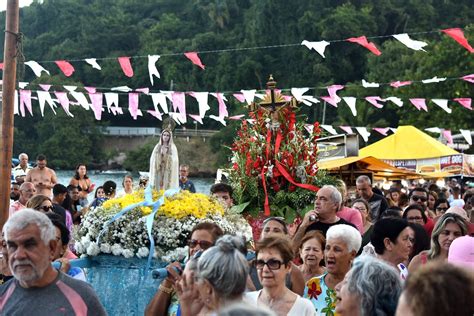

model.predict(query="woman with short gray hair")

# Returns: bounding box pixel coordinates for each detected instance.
[303,224,361,315]
[335,255,402,316]
[177,235,249,315]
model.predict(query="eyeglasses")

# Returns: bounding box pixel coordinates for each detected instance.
[40,205,53,212]
[436,207,448,212]
[188,239,213,250]
[255,259,284,270]
[411,196,427,202]
[407,216,424,221]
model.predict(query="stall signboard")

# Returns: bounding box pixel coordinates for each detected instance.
[462,155,474,176]
[385,159,417,172]
[417,158,441,174]
[440,155,463,174]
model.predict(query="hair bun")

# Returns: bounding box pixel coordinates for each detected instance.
[216,235,245,254]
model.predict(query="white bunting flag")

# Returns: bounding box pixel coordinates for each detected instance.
[63,85,77,92]
[25,61,50,77]
[342,97,357,116]
[189,92,210,118]
[209,115,227,126]
[432,99,451,114]
[150,93,169,114]
[111,86,132,92]
[70,92,90,110]
[85,58,102,70]
[18,82,28,89]
[37,91,57,116]
[355,127,371,142]
[460,129,472,145]
[54,91,74,117]
[13,90,19,115]
[362,79,380,88]
[321,125,338,135]
[392,33,428,51]
[241,89,256,105]
[422,76,447,84]
[104,93,122,115]
[301,40,330,58]
[291,88,319,106]
[148,55,161,86]
[384,97,404,107]
[425,127,442,134]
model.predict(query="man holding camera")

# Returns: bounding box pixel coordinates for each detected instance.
[292,185,355,253]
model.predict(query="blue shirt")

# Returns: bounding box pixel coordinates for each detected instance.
[179,180,196,193]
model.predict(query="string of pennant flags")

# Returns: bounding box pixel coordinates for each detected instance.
[314,125,472,146]
[0,27,472,82]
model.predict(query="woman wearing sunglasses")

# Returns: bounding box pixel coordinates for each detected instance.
[145,222,223,316]
[26,194,54,213]
[248,217,305,295]
[246,236,316,316]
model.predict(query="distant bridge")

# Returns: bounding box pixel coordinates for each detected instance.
[102,126,218,138]
[100,126,219,153]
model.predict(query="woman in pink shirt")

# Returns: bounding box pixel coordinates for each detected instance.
[335,180,364,234]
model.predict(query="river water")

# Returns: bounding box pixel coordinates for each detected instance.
[55,170,215,198]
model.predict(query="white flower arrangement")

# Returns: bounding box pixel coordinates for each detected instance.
[73,189,253,262]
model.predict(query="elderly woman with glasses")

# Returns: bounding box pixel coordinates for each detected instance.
[335,255,402,316]
[408,212,467,273]
[303,224,361,315]
[145,222,223,316]
[248,217,305,295]
[245,236,316,316]
[177,235,249,315]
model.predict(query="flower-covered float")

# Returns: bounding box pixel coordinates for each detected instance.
[228,76,335,239]
[73,188,252,314]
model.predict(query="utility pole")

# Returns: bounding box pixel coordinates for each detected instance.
[0,0,19,229]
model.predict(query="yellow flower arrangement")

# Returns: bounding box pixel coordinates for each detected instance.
[99,189,224,219]
[159,190,224,219]
[101,189,164,216]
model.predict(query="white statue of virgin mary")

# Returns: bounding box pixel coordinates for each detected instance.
[149,129,179,190]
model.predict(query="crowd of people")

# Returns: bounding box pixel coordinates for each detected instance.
[1,153,474,315]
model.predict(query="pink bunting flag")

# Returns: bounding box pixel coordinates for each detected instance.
[373,127,390,136]
[320,96,339,107]
[233,93,246,103]
[453,98,472,110]
[461,74,474,83]
[365,96,384,108]
[19,90,32,117]
[39,84,51,91]
[171,92,187,123]
[136,88,150,94]
[147,110,162,120]
[409,98,428,112]
[89,93,103,120]
[184,52,205,70]
[84,87,96,94]
[188,114,203,124]
[339,126,353,134]
[0,62,3,70]
[215,92,228,118]
[442,28,474,53]
[54,91,73,117]
[442,130,453,144]
[346,36,382,56]
[390,81,412,88]
[118,57,134,77]
[228,114,245,120]
[128,93,142,120]
[55,60,75,77]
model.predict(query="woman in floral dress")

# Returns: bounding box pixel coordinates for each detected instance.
[303,224,361,315]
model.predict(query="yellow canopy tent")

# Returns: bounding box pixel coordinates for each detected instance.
[318,156,419,180]
[359,126,459,160]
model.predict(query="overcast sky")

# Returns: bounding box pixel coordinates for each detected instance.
[0,0,34,12]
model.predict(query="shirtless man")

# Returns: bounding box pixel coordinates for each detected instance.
[25,154,57,197]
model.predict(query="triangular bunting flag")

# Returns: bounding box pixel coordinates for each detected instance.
[342,97,357,116]
[184,52,205,70]
[392,33,428,51]
[442,28,474,53]
[432,99,451,113]
[148,55,161,85]
[301,40,330,58]
[460,129,472,145]
[118,57,134,77]
[55,60,75,77]
[355,127,371,142]
[409,98,428,111]
[453,98,472,110]
[346,36,382,55]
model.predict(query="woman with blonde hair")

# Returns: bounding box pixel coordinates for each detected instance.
[26,194,53,213]
[408,212,467,272]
